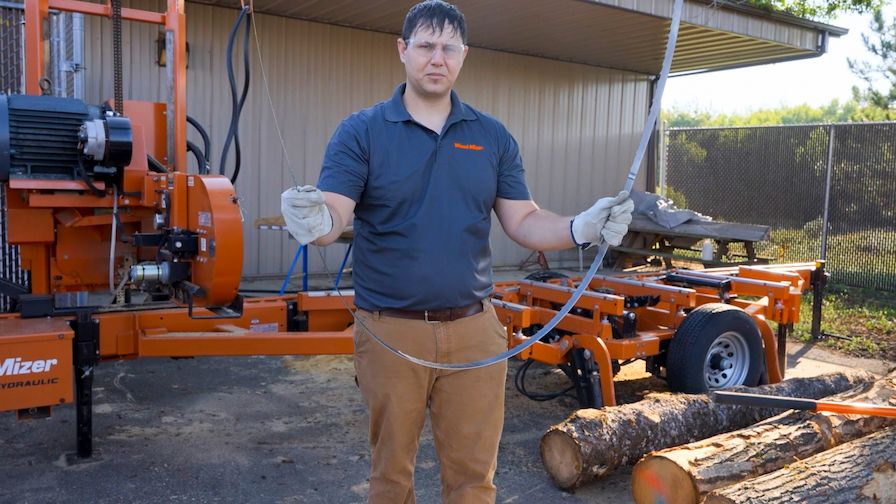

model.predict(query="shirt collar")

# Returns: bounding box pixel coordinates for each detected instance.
[384,83,477,124]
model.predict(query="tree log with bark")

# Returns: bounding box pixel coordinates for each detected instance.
[704,426,896,504]
[630,371,896,504]
[540,370,874,490]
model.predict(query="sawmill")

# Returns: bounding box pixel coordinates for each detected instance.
[1,1,894,503]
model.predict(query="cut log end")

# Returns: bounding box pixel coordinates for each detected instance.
[540,429,584,489]
[540,370,875,490]
[631,456,698,504]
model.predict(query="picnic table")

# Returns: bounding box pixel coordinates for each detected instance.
[610,214,771,269]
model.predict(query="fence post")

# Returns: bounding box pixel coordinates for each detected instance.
[811,125,836,341]
[658,120,667,196]
[820,125,835,261]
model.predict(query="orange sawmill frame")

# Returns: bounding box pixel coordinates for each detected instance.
[489,262,821,407]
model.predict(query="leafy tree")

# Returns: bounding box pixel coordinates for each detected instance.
[663,100,859,127]
[848,8,896,120]
[743,0,881,20]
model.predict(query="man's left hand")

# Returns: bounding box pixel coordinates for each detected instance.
[571,191,634,247]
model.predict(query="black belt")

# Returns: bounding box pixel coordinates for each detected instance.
[380,301,483,322]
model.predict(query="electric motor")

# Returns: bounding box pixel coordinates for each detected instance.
[0,94,132,182]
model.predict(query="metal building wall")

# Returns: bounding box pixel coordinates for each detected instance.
[84,1,649,277]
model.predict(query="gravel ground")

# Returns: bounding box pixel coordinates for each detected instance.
[3,270,891,503]
[0,353,655,503]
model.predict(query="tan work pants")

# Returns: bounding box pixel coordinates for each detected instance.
[353,299,509,504]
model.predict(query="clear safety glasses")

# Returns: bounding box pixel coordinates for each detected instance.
[406,39,466,60]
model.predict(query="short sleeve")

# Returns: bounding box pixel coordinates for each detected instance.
[496,128,531,201]
[317,116,369,202]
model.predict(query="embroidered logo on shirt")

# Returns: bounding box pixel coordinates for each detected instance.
[454,142,484,151]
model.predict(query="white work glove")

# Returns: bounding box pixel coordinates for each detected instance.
[280,185,333,245]
[571,191,634,248]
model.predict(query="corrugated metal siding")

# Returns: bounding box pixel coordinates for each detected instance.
[84,1,648,276]
[605,0,827,47]
[191,0,837,75]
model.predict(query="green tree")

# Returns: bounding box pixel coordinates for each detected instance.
[848,8,896,120]
[744,0,881,19]
[663,100,858,128]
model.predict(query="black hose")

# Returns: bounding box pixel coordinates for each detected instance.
[218,7,245,176]
[230,8,251,185]
[186,115,211,167]
[147,155,167,173]
[220,6,251,185]
[187,140,207,174]
[514,359,577,402]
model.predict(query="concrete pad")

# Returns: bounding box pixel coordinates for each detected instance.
[786,340,893,378]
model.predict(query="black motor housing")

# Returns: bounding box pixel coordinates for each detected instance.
[0,94,132,182]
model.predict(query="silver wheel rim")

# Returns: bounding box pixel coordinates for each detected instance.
[704,331,750,389]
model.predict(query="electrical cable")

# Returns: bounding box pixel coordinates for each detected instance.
[186,115,211,172]
[147,155,168,173]
[514,359,577,402]
[261,0,684,370]
[232,8,251,184]
[109,185,118,293]
[187,140,207,174]
[219,6,251,185]
[219,7,246,176]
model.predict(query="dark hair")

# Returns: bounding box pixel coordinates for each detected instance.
[402,1,467,44]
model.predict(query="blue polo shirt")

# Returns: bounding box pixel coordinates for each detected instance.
[318,83,531,311]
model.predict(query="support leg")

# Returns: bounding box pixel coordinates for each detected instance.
[279,245,304,296]
[73,311,99,458]
[810,261,827,341]
[333,243,353,289]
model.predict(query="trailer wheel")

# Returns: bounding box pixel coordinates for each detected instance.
[666,303,763,393]
[524,270,569,283]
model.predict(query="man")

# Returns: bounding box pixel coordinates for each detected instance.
[281,2,633,502]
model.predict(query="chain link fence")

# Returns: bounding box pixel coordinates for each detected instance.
[0,2,82,311]
[0,3,26,311]
[664,122,896,291]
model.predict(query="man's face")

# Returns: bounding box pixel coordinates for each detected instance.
[398,23,468,99]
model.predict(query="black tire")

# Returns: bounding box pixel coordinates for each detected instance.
[666,303,763,393]
[524,270,569,283]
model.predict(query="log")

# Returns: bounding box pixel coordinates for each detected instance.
[540,370,874,490]
[704,426,896,504]
[631,371,896,504]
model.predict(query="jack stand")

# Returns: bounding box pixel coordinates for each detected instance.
[72,311,100,459]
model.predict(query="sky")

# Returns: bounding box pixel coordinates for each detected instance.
[664,8,888,114]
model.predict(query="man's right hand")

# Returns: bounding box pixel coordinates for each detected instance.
[280,185,333,245]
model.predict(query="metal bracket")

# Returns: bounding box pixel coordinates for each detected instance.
[182,282,244,320]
